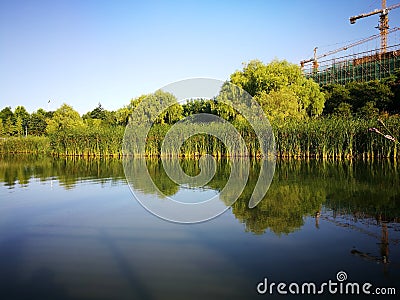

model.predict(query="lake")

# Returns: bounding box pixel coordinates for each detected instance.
[0,155,399,299]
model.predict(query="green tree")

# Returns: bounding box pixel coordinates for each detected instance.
[0,107,13,125]
[0,118,4,136]
[46,104,86,154]
[182,99,212,116]
[130,91,183,125]
[4,117,14,136]
[322,84,351,115]
[46,103,85,135]
[89,103,106,120]
[83,103,116,126]
[210,100,238,121]
[115,95,148,126]
[346,80,393,113]
[103,110,116,126]
[29,108,49,136]
[14,106,30,128]
[115,106,132,126]
[256,88,303,122]
[230,60,325,121]
[15,116,24,136]
[333,102,353,117]
[384,70,400,114]
[358,101,379,118]
[128,95,147,111]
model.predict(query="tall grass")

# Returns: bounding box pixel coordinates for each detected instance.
[127,116,400,159]
[0,136,50,154]
[48,125,125,157]
[1,116,399,159]
[132,121,272,158]
[273,116,399,159]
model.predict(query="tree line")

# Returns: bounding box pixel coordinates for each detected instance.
[0,59,399,157]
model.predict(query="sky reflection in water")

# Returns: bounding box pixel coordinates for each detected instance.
[0,156,399,299]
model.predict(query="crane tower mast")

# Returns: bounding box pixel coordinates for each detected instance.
[350,0,400,53]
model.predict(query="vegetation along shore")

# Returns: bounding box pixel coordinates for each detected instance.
[1,60,399,159]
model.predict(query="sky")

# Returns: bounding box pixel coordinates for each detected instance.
[1,0,400,114]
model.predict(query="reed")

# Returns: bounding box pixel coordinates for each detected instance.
[47,125,125,157]
[0,136,50,154]
[140,115,400,159]
[1,116,399,159]
[273,116,399,159]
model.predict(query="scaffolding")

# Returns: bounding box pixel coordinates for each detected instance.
[303,44,400,86]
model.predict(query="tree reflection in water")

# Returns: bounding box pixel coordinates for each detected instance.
[1,155,399,239]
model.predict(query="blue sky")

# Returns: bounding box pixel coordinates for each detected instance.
[1,0,400,114]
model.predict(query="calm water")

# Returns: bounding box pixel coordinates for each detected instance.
[0,155,399,299]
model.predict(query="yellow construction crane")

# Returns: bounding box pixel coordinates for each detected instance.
[349,0,400,53]
[300,27,400,71]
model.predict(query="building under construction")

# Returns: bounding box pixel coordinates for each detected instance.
[301,1,400,85]
[303,44,400,85]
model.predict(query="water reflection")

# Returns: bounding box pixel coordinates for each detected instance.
[1,155,399,236]
[1,155,400,299]
[0,154,125,189]
[320,208,399,269]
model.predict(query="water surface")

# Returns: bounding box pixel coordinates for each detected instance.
[0,155,399,299]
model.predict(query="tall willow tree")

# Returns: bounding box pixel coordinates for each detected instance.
[129,90,183,125]
[230,60,325,122]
